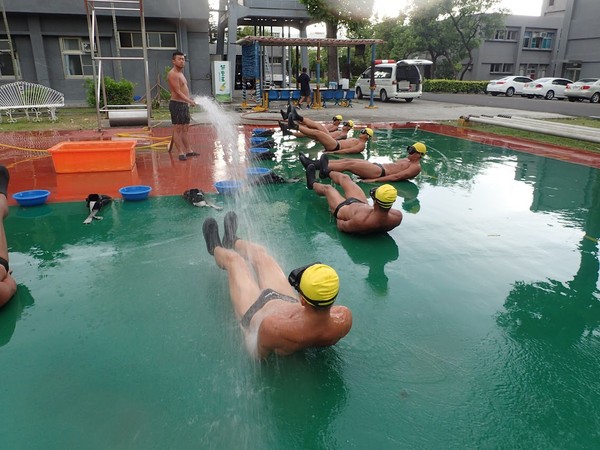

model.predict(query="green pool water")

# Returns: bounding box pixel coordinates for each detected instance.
[2,129,599,448]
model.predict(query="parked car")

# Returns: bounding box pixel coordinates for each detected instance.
[521,77,573,100]
[354,59,433,103]
[565,78,600,103]
[486,76,533,97]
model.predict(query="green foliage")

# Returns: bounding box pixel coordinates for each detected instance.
[85,77,134,107]
[424,79,487,94]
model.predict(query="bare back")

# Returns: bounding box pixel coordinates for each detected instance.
[335,203,403,234]
[248,300,352,359]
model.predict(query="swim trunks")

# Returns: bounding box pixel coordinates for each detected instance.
[329,141,341,151]
[241,288,298,328]
[333,197,365,219]
[0,256,8,272]
[169,100,191,125]
[373,163,386,177]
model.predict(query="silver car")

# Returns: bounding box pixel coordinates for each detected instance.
[486,76,533,97]
[565,78,600,103]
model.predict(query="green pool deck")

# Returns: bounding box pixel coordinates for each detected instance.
[2,127,600,448]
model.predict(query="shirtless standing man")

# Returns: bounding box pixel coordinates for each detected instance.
[202,212,352,360]
[305,163,403,235]
[167,51,197,161]
[301,142,427,182]
[0,166,17,308]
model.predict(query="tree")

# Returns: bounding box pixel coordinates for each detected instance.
[408,0,506,79]
[298,0,375,82]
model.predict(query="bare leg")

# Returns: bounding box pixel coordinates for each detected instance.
[0,167,17,307]
[330,171,368,202]
[233,240,298,298]
[328,159,383,179]
[180,124,192,154]
[171,125,187,158]
[296,125,338,151]
[213,247,261,321]
[298,117,328,133]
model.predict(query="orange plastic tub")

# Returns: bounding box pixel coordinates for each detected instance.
[48,140,137,173]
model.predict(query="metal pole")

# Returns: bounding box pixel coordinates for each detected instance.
[0,0,19,80]
[367,43,377,108]
[139,0,152,126]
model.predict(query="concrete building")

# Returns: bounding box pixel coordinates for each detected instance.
[466,0,600,81]
[215,0,313,89]
[0,0,211,104]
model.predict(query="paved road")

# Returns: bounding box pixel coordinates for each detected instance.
[421,92,600,118]
[216,91,576,126]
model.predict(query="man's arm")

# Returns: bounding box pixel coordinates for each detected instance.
[328,141,365,155]
[0,272,17,308]
[362,166,421,183]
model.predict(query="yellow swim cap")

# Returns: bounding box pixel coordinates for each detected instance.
[333,115,343,121]
[373,184,397,209]
[343,120,354,128]
[412,142,427,154]
[361,128,374,137]
[299,264,339,307]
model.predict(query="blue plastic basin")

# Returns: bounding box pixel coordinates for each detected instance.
[214,180,243,195]
[12,190,50,207]
[119,185,152,201]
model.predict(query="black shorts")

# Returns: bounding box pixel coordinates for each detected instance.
[300,87,311,97]
[333,197,365,219]
[373,163,386,177]
[169,100,191,125]
[240,288,298,328]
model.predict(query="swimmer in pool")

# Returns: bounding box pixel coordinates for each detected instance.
[287,107,371,154]
[304,159,403,235]
[300,142,427,182]
[202,212,352,359]
[0,165,17,308]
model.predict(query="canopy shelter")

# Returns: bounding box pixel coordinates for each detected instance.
[236,36,384,109]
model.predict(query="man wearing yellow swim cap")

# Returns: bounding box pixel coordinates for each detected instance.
[202,212,352,360]
[300,142,426,182]
[303,159,403,234]
[285,106,370,155]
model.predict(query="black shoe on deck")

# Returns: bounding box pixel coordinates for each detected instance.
[299,153,318,170]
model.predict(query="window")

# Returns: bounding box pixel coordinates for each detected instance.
[549,0,554,6]
[490,63,513,74]
[374,68,392,79]
[493,29,518,41]
[519,63,548,79]
[119,32,177,49]
[0,38,19,79]
[523,31,554,49]
[60,37,93,78]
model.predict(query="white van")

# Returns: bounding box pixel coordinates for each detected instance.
[355,59,433,103]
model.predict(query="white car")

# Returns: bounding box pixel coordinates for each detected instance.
[565,78,600,103]
[486,76,533,97]
[521,77,573,100]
